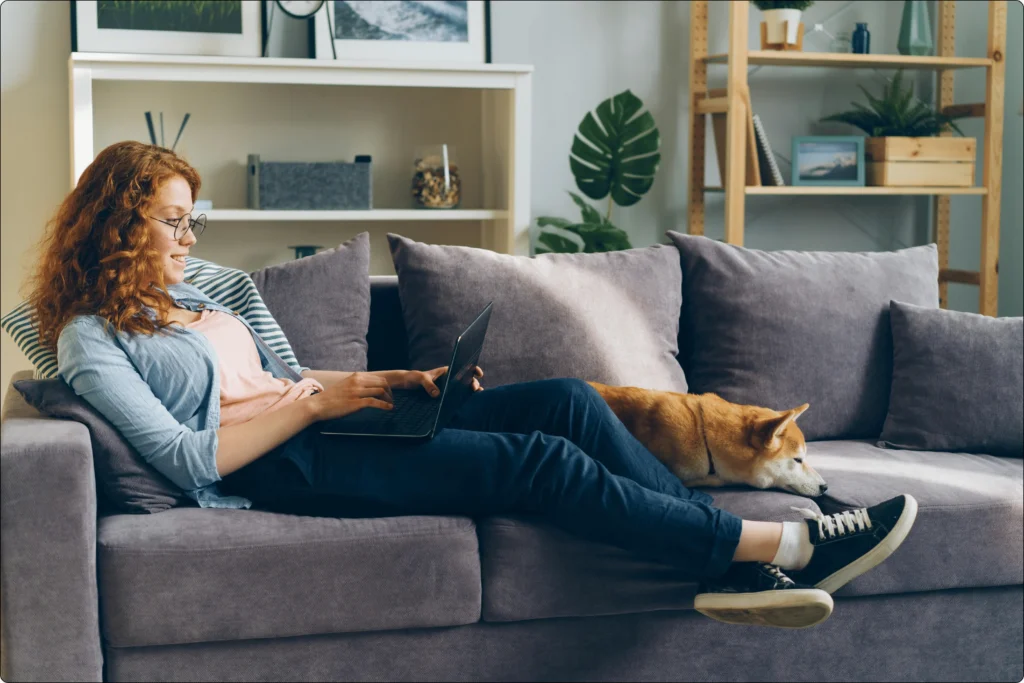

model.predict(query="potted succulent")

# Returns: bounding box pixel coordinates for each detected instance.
[752,1,815,49]
[820,71,975,187]
[533,89,660,254]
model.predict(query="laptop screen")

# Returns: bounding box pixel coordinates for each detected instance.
[434,302,492,430]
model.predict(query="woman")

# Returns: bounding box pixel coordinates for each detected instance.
[31,141,917,629]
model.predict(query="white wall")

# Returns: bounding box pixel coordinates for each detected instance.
[2,0,1023,405]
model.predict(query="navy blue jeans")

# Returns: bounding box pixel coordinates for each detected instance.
[220,378,743,579]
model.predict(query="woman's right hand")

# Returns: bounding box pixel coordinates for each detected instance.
[309,372,394,421]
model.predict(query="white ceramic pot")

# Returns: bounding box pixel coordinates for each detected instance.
[763,8,802,44]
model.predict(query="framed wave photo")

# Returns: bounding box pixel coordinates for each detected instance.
[791,136,865,187]
[313,1,490,63]
[71,0,263,57]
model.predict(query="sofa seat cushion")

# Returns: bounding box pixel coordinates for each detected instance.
[97,508,481,647]
[478,489,821,622]
[807,440,1023,598]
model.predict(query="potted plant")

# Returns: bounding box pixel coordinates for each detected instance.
[752,1,815,49]
[820,71,975,187]
[533,89,660,254]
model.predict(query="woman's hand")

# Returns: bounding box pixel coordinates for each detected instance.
[309,372,394,421]
[382,366,485,395]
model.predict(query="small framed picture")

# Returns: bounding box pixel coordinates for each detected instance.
[71,0,264,58]
[313,1,490,63]
[791,136,865,187]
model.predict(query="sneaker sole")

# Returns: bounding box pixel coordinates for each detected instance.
[694,589,834,629]
[815,493,919,595]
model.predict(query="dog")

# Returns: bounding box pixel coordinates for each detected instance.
[587,382,828,497]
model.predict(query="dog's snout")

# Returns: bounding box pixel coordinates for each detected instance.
[818,483,829,495]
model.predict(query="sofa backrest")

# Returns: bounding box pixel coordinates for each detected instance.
[367,276,410,372]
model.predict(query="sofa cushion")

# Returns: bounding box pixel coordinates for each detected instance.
[479,489,821,622]
[665,233,939,441]
[97,509,481,647]
[250,232,371,371]
[387,233,688,392]
[880,301,1023,458]
[14,378,191,514]
[808,440,1023,597]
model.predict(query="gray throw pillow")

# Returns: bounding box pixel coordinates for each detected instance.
[14,378,192,514]
[666,232,939,441]
[387,233,688,392]
[251,232,371,372]
[879,301,1023,457]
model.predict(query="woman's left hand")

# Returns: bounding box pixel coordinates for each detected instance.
[383,366,484,396]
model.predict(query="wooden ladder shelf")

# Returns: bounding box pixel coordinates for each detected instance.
[686,0,1007,315]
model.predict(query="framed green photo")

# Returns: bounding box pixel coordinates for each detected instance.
[791,136,865,186]
[71,0,263,57]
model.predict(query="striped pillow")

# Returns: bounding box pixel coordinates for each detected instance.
[1,256,307,379]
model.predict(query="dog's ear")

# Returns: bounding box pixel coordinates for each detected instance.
[789,403,810,421]
[755,404,809,448]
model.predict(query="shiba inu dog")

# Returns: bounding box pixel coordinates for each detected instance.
[588,382,828,497]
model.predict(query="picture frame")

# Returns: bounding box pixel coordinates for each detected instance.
[312,1,490,63]
[791,136,866,187]
[71,0,264,58]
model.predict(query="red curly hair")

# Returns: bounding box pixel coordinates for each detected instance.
[26,141,201,351]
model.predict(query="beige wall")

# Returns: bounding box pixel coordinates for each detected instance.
[1,0,70,391]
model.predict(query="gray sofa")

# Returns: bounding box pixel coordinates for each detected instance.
[2,276,1022,683]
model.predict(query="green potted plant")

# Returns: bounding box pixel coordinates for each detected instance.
[820,70,976,187]
[751,1,815,48]
[533,89,660,254]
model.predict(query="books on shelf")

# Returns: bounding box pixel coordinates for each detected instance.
[706,90,785,187]
[708,88,760,187]
[752,114,785,186]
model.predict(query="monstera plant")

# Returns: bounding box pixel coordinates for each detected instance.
[534,89,661,254]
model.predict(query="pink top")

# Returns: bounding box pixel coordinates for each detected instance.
[187,310,323,427]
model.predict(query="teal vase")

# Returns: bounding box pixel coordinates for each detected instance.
[898,0,933,56]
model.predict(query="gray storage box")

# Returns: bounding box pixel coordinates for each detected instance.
[247,154,372,210]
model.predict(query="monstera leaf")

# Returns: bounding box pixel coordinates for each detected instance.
[569,89,661,207]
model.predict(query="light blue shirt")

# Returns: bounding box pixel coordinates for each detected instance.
[57,282,309,509]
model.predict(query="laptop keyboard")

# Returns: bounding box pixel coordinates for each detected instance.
[330,390,440,435]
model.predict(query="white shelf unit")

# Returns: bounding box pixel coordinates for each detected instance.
[69,53,533,255]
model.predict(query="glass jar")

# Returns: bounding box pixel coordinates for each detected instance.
[412,144,461,209]
[830,31,852,53]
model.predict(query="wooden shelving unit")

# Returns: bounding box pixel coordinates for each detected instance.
[687,0,1007,315]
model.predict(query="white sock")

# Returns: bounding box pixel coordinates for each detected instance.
[771,521,814,570]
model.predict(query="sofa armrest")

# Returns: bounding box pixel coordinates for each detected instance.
[1,417,103,682]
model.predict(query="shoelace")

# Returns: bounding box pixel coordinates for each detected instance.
[791,505,872,540]
[761,564,796,586]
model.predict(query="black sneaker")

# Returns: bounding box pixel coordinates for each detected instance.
[694,562,833,629]
[788,493,919,594]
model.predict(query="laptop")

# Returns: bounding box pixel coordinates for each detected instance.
[318,302,493,441]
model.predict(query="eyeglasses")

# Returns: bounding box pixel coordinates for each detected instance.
[150,213,207,240]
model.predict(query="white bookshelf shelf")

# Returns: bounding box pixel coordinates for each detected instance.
[205,209,509,221]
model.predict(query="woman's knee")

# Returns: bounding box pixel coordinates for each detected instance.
[545,377,601,403]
